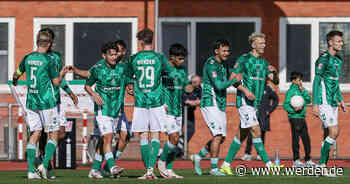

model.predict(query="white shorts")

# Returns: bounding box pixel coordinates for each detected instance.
[95,111,130,135]
[57,104,68,127]
[239,105,259,129]
[200,106,227,137]
[164,115,182,135]
[319,104,338,128]
[132,106,166,133]
[93,112,131,136]
[26,107,59,133]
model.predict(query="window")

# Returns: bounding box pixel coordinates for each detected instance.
[158,18,261,77]
[34,18,138,80]
[0,18,15,93]
[280,17,350,92]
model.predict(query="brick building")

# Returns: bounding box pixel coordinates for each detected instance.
[0,0,350,160]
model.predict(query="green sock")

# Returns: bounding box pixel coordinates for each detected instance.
[42,140,57,168]
[253,138,270,164]
[160,142,170,162]
[149,139,160,169]
[224,136,241,163]
[140,139,150,169]
[105,152,115,169]
[164,142,176,170]
[319,136,335,165]
[198,147,209,158]
[91,153,103,170]
[26,143,36,173]
[210,158,219,169]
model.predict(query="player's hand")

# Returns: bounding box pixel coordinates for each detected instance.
[164,106,168,113]
[339,101,347,113]
[230,72,242,81]
[70,93,79,106]
[312,104,320,117]
[293,106,303,112]
[127,84,134,96]
[93,93,104,105]
[244,89,255,101]
[63,66,74,73]
[268,65,277,72]
[12,79,18,86]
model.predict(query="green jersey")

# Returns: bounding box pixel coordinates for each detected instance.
[47,51,72,105]
[18,52,59,110]
[232,53,271,108]
[283,83,311,118]
[163,67,189,117]
[128,50,178,108]
[312,51,343,107]
[86,59,126,118]
[200,57,237,111]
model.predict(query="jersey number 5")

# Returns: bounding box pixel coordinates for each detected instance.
[137,66,155,88]
[30,67,37,88]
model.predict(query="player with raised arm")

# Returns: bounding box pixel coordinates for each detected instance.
[157,43,189,179]
[220,33,279,175]
[84,42,125,178]
[190,39,242,176]
[128,28,179,179]
[312,30,347,176]
[12,31,68,179]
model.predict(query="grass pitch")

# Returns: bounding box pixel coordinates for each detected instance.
[0,168,349,184]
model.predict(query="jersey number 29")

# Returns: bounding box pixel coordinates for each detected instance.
[137,66,155,88]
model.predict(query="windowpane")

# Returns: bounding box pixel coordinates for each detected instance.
[161,23,189,69]
[320,23,350,83]
[41,25,66,64]
[196,23,254,76]
[0,23,8,84]
[286,24,311,82]
[73,23,132,79]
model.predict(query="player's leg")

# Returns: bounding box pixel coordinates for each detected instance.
[191,139,211,176]
[114,112,131,161]
[250,125,274,167]
[242,132,253,161]
[89,137,104,178]
[318,105,339,166]
[26,109,43,179]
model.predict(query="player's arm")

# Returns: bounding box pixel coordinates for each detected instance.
[207,64,238,90]
[84,67,104,105]
[12,56,27,86]
[312,58,326,115]
[69,66,91,79]
[232,58,255,100]
[283,89,296,114]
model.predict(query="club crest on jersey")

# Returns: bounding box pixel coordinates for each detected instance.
[209,59,215,64]
[212,71,217,78]
[318,63,323,70]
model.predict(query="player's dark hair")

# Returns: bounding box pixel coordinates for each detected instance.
[169,43,188,57]
[327,30,343,44]
[39,28,55,41]
[290,71,303,81]
[114,40,127,50]
[101,41,118,54]
[212,39,230,55]
[137,28,153,45]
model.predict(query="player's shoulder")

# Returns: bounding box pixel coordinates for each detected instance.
[237,53,250,62]
[318,51,330,61]
[91,59,105,69]
[206,56,217,65]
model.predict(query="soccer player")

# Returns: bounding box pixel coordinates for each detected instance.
[84,42,125,178]
[190,39,242,176]
[157,43,189,179]
[12,31,68,179]
[312,30,347,172]
[128,28,179,179]
[283,71,316,167]
[220,33,278,175]
[35,28,78,179]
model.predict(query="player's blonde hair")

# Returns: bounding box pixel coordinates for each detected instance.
[248,32,265,44]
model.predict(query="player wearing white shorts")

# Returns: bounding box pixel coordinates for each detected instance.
[12,31,68,179]
[85,42,126,178]
[190,39,241,176]
[157,43,189,179]
[312,30,347,169]
[220,33,279,175]
[127,29,180,179]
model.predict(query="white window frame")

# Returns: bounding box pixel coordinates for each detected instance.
[158,17,262,92]
[33,18,138,80]
[0,18,15,94]
[279,17,350,93]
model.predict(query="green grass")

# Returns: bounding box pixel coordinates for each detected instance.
[0,168,349,184]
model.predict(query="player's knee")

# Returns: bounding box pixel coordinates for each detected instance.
[220,137,225,144]
[103,133,113,143]
[169,133,180,145]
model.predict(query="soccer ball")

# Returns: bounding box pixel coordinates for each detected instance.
[290,95,304,108]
